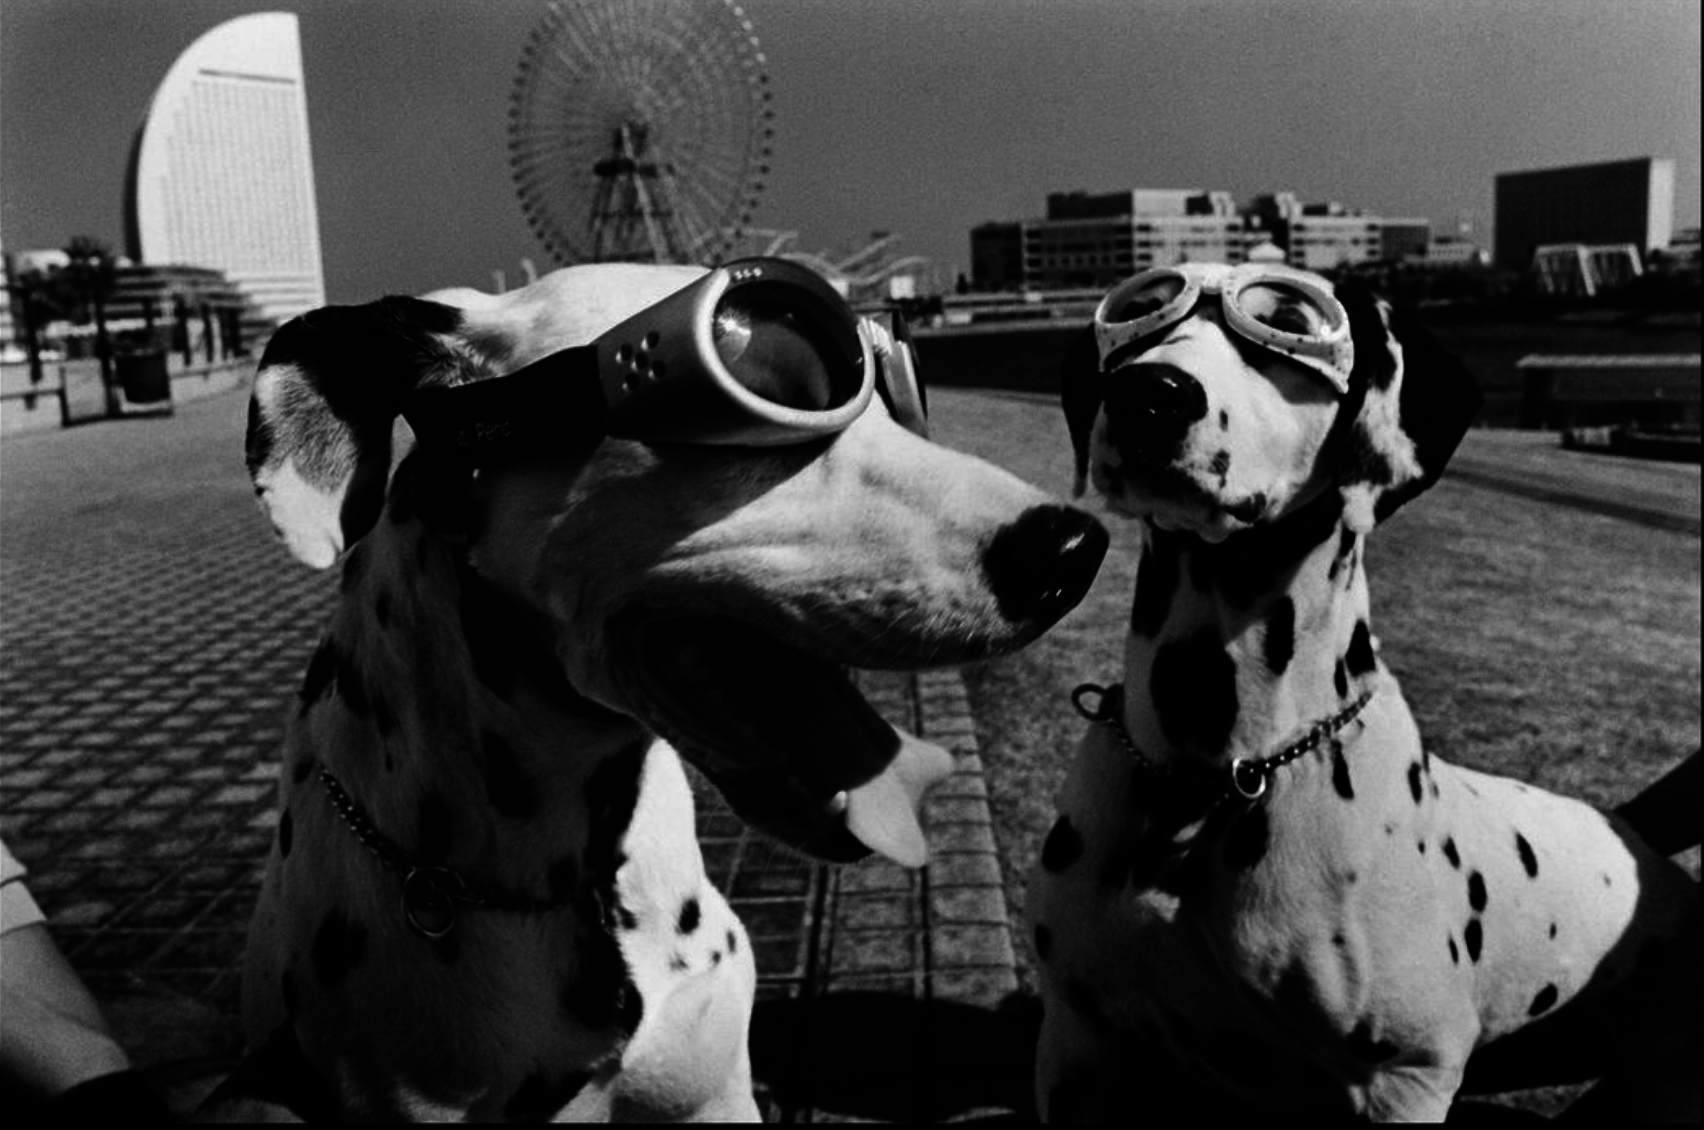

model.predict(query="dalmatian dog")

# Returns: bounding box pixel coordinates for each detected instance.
[1031,262,1700,1121]
[204,262,1108,1121]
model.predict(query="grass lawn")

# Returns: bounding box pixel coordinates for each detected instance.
[924,387,1701,995]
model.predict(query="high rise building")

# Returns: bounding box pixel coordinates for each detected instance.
[125,12,326,324]
[1493,157,1675,270]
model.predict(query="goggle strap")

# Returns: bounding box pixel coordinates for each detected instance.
[403,346,608,464]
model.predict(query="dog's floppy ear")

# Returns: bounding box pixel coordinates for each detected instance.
[1332,280,1481,531]
[1060,324,1102,498]
[245,296,473,568]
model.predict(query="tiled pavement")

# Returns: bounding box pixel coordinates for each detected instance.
[0,389,1032,1122]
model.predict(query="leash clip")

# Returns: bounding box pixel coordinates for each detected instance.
[1071,682,1123,723]
[1229,758,1268,800]
[402,866,467,940]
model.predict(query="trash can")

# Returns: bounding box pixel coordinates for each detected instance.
[116,348,172,406]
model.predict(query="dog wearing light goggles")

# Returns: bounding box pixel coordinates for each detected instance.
[1034,262,1699,1120]
[208,260,1107,1121]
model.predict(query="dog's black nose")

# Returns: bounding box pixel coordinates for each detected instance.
[1105,362,1207,459]
[982,505,1109,625]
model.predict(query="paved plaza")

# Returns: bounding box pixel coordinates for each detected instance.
[0,388,1030,1122]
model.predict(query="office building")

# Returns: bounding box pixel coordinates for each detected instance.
[125,12,326,323]
[970,189,1248,291]
[1493,157,1675,270]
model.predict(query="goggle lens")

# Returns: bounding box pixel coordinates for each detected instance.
[714,288,844,412]
[1235,280,1338,338]
[1106,275,1185,322]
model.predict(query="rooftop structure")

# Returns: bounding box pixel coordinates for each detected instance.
[125,12,326,324]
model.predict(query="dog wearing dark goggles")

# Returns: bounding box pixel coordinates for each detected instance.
[214,260,1107,1121]
[1035,263,1699,1120]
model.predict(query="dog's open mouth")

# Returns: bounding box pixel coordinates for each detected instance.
[613,615,953,866]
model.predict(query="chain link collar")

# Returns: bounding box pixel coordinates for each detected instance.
[316,763,574,940]
[1070,682,1376,806]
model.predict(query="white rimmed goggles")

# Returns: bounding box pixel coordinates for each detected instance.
[1093,263,1354,395]
[404,257,927,464]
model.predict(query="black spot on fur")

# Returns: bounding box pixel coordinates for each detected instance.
[1442,837,1460,869]
[1035,924,1053,961]
[299,638,338,709]
[561,955,639,1034]
[1515,831,1538,878]
[1528,983,1559,1017]
[1151,630,1239,753]
[1601,873,1612,887]
[1347,1019,1401,1063]
[1065,979,1105,1026]
[1448,936,1459,965]
[1263,597,1296,676]
[1196,492,1343,607]
[1335,660,1349,699]
[584,744,646,880]
[245,395,274,474]
[280,970,299,1020]
[455,555,576,705]
[727,929,738,954]
[616,905,638,931]
[373,589,392,628]
[334,650,370,717]
[1130,540,1179,638]
[1209,449,1232,483]
[1222,805,1269,871]
[1218,409,1229,430]
[370,693,394,738]
[1042,815,1084,872]
[677,897,701,935]
[340,547,365,593]
[416,792,454,863]
[1346,620,1376,676]
[278,808,293,860]
[1408,762,1424,804]
[1328,526,1356,581]
[483,731,536,819]
[311,910,368,989]
[1464,918,1483,963]
[504,1067,593,1123]
[618,984,643,1035]
[1417,839,1427,854]
[1467,870,1487,913]
[1330,741,1354,800]
[1549,922,1558,940]
[547,855,580,901]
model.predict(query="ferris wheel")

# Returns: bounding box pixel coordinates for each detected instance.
[509,0,774,266]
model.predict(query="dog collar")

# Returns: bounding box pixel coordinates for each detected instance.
[1070,682,1375,803]
[316,763,574,939]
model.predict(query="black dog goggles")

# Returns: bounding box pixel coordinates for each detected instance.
[404,258,927,463]
[1094,263,1354,395]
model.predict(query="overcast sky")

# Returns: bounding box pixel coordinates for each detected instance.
[3,0,1698,302]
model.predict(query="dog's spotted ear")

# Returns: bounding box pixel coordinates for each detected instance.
[1060,324,1103,498]
[246,296,472,568]
[1332,280,1481,531]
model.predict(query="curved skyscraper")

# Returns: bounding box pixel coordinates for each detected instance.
[125,12,325,324]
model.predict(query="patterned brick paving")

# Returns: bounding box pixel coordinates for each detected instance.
[0,392,1028,1122]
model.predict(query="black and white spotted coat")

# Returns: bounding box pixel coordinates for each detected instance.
[236,461,757,1121]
